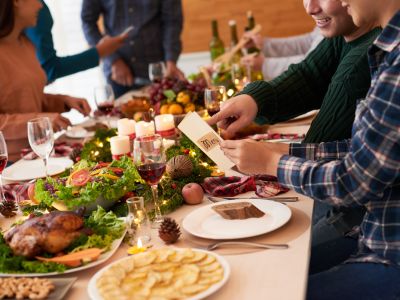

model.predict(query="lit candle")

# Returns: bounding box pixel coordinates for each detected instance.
[127,237,147,255]
[110,136,130,160]
[155,115,176,138]
[135,121,155,137]
[117,118,136,139]
[162,138,175,151]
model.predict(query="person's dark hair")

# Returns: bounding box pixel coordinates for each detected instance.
[0,0,14,38]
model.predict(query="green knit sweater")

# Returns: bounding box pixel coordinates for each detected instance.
[241,28,381,143]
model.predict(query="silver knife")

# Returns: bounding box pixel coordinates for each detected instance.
[208,196,298,203]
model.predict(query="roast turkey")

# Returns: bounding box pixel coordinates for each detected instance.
[4,211,84,258]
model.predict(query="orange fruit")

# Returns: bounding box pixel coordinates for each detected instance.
[160,104,170,114]
[176,92,191,105]
[184,103,196,113]
[168,103,184,115]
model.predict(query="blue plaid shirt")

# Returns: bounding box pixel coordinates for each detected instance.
[279,10,400,266]
[81,0,183,84]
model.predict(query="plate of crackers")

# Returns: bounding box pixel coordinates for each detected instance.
[88,247,230,300]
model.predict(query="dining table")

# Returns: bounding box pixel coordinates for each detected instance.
[0,109,317,300]
[61,190,313,300]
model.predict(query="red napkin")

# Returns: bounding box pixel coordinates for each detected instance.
[2,183,30,203]
[202,175,289,198]
[20,142,81,160]
[249,133,305,140]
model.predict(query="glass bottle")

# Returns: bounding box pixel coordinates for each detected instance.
[229,20,241,64]
[209,19,225,61]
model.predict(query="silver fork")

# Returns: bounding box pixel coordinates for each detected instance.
[206,241,288,251]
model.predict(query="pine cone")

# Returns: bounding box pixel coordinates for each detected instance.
[69,148,82,163]
[0,198,17,218]
[158,217,181,244]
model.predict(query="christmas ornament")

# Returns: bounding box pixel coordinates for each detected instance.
[158,217,181,244]
[166,155,193,179]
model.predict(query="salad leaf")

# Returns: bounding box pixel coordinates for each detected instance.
[35,156,141,209]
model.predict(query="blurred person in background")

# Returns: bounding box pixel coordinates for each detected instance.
[81,0,185,98]
[0,0,91,161]
[25,0,127,83]
[242,27,323,80]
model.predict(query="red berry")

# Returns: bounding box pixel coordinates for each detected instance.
[171,183,177,189]
[183,149,190,155]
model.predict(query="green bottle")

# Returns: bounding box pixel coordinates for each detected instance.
[209,19,225,61]
[244,11,260,55]
[229,20,241,64]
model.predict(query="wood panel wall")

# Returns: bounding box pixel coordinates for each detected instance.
[181,0,315,53]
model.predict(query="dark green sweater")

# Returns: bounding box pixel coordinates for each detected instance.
[241,28,381,143]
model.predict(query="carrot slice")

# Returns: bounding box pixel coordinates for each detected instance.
[36,248,103,267]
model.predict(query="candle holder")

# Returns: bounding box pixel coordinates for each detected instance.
[126,197,151,245]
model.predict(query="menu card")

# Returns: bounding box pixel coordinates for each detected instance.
[178,112,235,171]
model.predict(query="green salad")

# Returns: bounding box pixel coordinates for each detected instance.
[35,156,141,210]
[0,207,125,274]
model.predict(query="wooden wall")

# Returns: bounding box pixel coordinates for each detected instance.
[181,0,315,53]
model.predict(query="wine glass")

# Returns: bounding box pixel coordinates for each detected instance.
[27,117,54,177]
[94,84,115,116]
[148,62,166,83]
[133,134,166,226]
[204,86,227,117]
[0,132,8,201]
[231,63,251,91]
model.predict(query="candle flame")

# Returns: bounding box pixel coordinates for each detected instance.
[137,237,143,248]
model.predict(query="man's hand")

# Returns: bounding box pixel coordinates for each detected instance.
[243,31,263,50]
[96,34,127,58]
[64,96,91,116]
[51,114,71,132]
[111,59,134,86]
[165,61,185,80]
[207,94,258,137]
[241,53,265,72]
[220,139,289,175]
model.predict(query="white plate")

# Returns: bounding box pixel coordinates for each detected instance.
[65,126,95,139]
[291,110,318,121]
[0,231,126,277]
[183,199,292,240]
[2,157,73,181]
[87,248,230,300]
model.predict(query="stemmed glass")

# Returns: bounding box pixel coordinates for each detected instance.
[27,117,54,177]
[94,84,115,116]
[133,134,166,226]
[0,132,8,201]
[148,62,166,83]
[231,63,251,91]
[204,86,227,117]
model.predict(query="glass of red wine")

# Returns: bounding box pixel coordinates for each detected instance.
[94,84,115,126]
[133,134,166,227]
[148,61,166,83]
[204,86,227,117]
[0,131,8,201]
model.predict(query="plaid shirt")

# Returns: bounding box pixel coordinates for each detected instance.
[81,0,183,83]
[278,10,400,266]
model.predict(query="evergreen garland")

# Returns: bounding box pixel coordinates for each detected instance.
[79,128,117,162]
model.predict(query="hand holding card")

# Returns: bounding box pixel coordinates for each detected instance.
[178,112,235,171]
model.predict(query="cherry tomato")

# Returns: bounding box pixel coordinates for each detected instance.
[92,162,110,170]
[71,169,91,187]
[109,167,124,176]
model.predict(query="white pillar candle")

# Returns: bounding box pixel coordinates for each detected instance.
[162,138,175,151]
[117,118,136,136]
[135,121,155,137]
[110,136,130,155]
[154,114,175,132]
